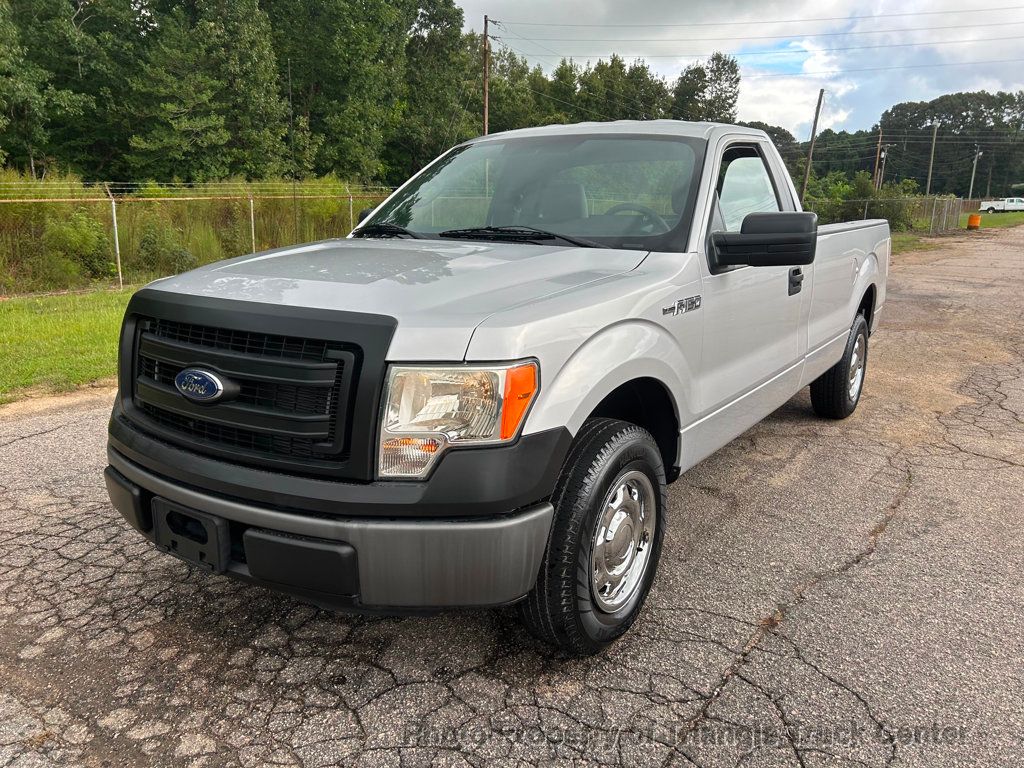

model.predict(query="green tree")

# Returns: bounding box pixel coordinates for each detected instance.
[129,1,288,180]
[0,1,24,165]
[702,52,740,122]
[624,60,670,120]
[671,63,707,121]
[383,0,474,180]
[740,120,799,174]
[543,59,580,123]
[128,8,231,180]
[199,0,288,177]
[7,0,148,178]
[576,55,668,121]
[488,48,545,132]
[264,0,418,179]
[2,0,91,175]
[671,52,739,123]
[879,90,1024,196]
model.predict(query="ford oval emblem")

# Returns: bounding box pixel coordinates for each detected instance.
[174,368,225,403]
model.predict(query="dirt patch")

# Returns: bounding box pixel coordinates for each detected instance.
[0,380,117,421]
[866,225,1023,448]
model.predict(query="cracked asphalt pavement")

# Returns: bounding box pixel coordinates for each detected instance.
[2,227,1023,767]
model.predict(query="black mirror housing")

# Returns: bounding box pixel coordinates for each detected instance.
[712,211,818,267]
[357,207,374,223]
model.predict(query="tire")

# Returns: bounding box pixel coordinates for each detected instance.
[518,418,666,655]
[987,207,996,214]
[810,312,869,419]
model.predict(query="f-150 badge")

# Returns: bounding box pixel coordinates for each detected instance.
[662,295,702,317]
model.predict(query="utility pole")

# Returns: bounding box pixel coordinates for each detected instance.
[482,15,490,135]
[925,123,938,195]
[968,146,983,200]
[877,144,894,189]
[800,88,825,203]
[872,127,883,189]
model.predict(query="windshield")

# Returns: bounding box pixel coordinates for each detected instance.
[366,134,705,251]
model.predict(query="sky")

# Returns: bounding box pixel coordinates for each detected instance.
[456,0,1024,140]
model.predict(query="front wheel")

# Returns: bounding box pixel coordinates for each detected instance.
[810,313,869,419]
[518,418,666,655]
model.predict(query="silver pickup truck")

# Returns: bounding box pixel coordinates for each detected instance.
[105,121,889,654]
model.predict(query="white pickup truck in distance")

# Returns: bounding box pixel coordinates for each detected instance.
[105,121,889,654]
[979,197,1024,213]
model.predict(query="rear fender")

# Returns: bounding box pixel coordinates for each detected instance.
[854,249,884,331]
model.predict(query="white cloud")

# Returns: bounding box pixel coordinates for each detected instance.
[459,0,1024,133]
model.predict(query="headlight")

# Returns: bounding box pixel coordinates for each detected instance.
[378,362,538,478]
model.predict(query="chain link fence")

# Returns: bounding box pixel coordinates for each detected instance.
[1,184,984,296]
[0,181,395,295]
[802,195,967,235]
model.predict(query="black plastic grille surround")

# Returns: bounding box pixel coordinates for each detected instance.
[118,290,397,482]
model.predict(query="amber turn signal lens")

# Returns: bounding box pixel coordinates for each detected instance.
[500,363,538,440]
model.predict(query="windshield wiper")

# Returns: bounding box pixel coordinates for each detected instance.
[438,225,608,249]
[351,222,423,239]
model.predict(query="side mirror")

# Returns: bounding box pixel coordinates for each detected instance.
[712,211,817,268]
[357,207,374,223]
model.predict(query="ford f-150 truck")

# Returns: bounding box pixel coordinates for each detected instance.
[105,121,889,654]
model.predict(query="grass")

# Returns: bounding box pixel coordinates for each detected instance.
[959,210,1024,229]
[890,232,940,255]
[892,210,1024,255]
[0,289,132,404]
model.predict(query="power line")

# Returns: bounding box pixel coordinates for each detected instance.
[743,58,1024,78]
[500,35,1024,80]
[489,34,1024,60]
[806,136,1023,146]
[516,84,616,121]
[494,20,1024,43]
[494,5,1024,28]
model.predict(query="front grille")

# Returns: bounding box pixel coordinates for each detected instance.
[140,402,325,460]
[140,357,332,415]
[130,318,358,473]
[150,319,331,361]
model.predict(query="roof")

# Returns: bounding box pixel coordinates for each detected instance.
[464,120,768,145]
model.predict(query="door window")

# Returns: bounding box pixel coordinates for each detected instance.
[715,146,781,231]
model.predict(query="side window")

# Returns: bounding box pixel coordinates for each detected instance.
[715,146,780,231]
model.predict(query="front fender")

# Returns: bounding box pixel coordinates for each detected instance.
[524,319,697,442]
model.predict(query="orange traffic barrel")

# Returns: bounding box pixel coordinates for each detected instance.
[967,213,981,230]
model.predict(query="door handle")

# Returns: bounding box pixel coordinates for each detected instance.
[788,267,804,296]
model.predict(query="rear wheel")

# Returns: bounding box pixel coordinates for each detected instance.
[987,207,996,214]
[518,418,666,655]
[810,313,869,419]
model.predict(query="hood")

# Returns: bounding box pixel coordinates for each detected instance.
[147,238,647,360]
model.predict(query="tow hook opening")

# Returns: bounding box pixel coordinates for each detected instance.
[166,510,209,545]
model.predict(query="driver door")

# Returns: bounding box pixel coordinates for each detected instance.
[697,141,804,416]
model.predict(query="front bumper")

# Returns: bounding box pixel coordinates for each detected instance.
[108,400,571,518]
[105,452,554,610]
